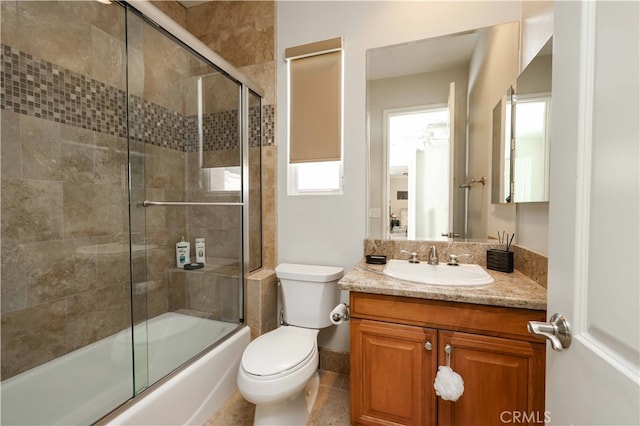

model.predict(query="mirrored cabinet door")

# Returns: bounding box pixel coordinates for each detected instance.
[513,37,552,203]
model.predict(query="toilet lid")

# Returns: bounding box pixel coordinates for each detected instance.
[241,327,317,376]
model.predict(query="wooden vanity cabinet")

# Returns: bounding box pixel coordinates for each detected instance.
[350,319,438,426]
[349,292,546,426]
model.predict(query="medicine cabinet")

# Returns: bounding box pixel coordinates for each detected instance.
[492,37,552,204]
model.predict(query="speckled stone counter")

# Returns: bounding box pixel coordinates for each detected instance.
[339,260,547,311]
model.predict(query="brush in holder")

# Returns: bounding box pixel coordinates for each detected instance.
[486,249,514,273]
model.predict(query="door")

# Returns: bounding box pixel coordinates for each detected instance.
[544,2,639,424]
[350,319,437,426]
[385,106,452,240]
[438,331,545,426]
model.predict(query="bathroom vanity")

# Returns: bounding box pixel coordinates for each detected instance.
[340,261,547,426]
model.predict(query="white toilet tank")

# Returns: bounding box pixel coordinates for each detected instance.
[276,263,343,329]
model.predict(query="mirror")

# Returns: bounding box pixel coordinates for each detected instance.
[513,37,552,203]
[367,22,520,241]
[491,86,514,204]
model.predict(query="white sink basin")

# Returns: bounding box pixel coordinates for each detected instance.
[383,259,494,286]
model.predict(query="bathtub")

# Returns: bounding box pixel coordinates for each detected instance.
[1,312,249,426]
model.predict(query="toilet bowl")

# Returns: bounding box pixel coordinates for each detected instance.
[237,326,319,405]
[237,263,343,425]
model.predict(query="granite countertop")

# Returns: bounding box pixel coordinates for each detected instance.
[339,260,547,311]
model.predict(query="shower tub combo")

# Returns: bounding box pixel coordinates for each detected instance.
[2,313,249,425]
[0,0,263,424]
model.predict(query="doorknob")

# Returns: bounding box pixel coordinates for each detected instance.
[527,313,572,351]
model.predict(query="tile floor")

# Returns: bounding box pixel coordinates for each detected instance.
[205,370,351,426]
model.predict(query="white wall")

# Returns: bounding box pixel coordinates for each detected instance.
[277,1,521,351]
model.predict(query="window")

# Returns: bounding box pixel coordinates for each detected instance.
[285,37,343,195]
[288,161,342,193]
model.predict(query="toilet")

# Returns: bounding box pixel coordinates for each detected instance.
[237,263,344,425]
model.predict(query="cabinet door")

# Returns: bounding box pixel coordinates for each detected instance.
[437,331,545,426]
[350,318,437,426]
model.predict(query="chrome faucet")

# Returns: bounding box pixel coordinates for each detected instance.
[427,246,439,265]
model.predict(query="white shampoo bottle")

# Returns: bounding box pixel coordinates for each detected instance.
[176,236,190,268]
[195,238,205,265]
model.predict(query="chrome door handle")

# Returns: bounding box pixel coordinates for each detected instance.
[527,313,572,351]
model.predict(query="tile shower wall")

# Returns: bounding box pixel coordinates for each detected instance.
[1,1,273,379]
[0,1,130,380]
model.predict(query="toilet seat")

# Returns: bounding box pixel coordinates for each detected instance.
[241,326,318,378]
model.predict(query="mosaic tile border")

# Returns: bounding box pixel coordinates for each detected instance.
[1,43,128,138]
[0,44,274,152]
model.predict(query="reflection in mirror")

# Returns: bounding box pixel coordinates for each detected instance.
[387,106,451,240]
[367,22,520,241]
[513,37,552,203]
[198,72,242,199]
[491,87,514,204]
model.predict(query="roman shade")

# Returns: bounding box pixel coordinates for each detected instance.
[285,37,343,163]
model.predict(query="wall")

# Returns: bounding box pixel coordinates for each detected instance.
[0,1,132,378]
[277,1,522,352]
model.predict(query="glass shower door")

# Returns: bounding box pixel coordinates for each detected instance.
[0,1,133,424]
[125,7,245,395]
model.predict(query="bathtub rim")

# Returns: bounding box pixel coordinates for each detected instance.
[94,321,248,425]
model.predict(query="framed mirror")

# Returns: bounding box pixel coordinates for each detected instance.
[367,22,520,241]
[513,37,552,203]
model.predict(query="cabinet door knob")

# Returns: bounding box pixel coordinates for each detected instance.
[424,341,433,351]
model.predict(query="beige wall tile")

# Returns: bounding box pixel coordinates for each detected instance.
[91,25,127,90]
[1,244,26,313]
[240,61,276,105]
[0,1,18,47]
[15,1,92,77]
[168,269,188,311]
[66,283,129,350]
[1,179,63,243]
[20,115,62,181]
[262,145,277,269]
[24,239,98,306]
[186,1,274,68]
[1,299,67,378]
[151,0,187,28]
[186,272,220,314]
[1,110,21,180]
[63,182,126,238]
[246,270,277,339]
